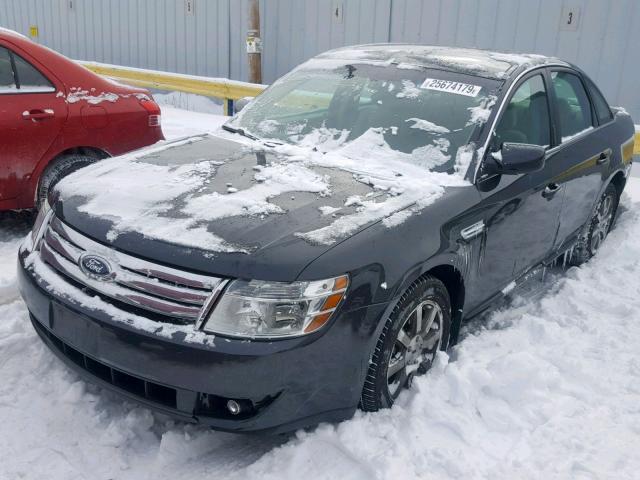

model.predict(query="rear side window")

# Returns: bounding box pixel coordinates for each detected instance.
[494,74,551,147]
[551,71,593,141]
[0,47,16,90]
[585,76,613,124]
[12,52,54,91]
[0,47,54,93]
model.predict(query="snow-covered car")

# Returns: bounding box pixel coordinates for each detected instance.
[0,28,163,210]
[18,45,635,433]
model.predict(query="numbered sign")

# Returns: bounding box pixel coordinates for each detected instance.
[560,6,581,32]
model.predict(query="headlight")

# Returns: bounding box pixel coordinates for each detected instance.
[203,275,349,338]
[29,199,52,249]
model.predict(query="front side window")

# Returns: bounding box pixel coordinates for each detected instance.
[229,61,500,173]
[0,46,16,90]
[551,71,593,141]
[494,74,551,147]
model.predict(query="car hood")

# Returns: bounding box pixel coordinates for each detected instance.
[52,133,397,281]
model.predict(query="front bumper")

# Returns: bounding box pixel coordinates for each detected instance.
[18,248,387,433]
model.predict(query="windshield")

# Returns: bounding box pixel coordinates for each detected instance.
[229,61,500,173]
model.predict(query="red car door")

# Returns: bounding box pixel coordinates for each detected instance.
[0,43,68,204]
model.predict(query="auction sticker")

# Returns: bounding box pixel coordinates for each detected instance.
[420,78,482,97]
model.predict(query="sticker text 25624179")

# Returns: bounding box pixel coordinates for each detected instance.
[420,78,482,97]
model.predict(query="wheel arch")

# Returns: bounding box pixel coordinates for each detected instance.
[30,147,110,206]
[426,264,465,345]
[385,257,467,347]
[609,170,627,199]
[18,145,112,209]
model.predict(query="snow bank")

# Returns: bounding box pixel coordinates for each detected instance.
[1,178,639,479]
[154,91,224,115]
[2,108,639,480]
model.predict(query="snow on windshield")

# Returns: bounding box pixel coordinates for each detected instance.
[57,63,499,253]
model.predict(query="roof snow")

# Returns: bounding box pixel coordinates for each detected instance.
[318,44,568,80]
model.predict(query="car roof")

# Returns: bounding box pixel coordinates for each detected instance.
[0,27,28,39]
[0,28,147,94]
[316,44,570,80]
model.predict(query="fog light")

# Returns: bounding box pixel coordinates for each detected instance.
[226,399,242,415]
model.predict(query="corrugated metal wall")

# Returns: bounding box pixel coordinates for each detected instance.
[1,0,638,118]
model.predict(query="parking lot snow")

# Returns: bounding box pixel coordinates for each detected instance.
[0,107,639,480]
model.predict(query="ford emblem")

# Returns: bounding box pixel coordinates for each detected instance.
[79,253,114,280]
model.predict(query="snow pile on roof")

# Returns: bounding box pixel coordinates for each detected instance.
[0,27,27,39]
[320,44,563,79]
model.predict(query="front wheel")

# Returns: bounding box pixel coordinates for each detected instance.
[360,276,451,412]
[571,183,618,265]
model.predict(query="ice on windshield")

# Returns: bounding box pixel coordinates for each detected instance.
[230,63,496,176]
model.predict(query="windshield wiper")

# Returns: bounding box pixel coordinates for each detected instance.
[222,124,260,141]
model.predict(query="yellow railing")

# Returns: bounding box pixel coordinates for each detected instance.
[79,60,640,156]
[78,61,267,115]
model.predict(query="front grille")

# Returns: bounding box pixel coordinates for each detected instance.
[38,215,227,325]
[32,317,178,409]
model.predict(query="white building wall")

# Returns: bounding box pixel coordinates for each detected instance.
[1,0,637,118]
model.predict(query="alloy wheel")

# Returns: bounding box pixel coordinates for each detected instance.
[386,299,443,398]
[590,192,614,254]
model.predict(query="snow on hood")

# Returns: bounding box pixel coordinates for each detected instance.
[55,128,472,253]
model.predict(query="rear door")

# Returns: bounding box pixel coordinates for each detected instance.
[0,43,68,202]
[546,68,609,246]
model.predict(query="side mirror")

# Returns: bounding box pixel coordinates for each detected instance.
[486,142,546,175]
[234,96,254,113]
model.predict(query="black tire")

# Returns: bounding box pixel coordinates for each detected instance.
[570,183,619,266]
[361,275,451,412]
[36,154,98,209]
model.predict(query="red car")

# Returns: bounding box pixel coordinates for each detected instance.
[0,28,163,210]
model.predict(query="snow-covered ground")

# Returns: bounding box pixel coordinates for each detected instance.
[1,107,639,480]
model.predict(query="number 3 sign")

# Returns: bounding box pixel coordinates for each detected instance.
[560,6,581,31]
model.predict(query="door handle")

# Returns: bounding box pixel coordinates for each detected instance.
[542,183,562,199]
[22,109,55,121]
[596,149,612,165]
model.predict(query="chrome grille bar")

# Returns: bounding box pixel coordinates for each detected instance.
[49,216,219,289]
[44,228,210,305]
[39,215,228,324]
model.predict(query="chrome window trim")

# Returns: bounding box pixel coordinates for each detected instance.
[0,86,56,94]
[472,63,573,184]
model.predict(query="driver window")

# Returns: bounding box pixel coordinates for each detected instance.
[494,74,551,147]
